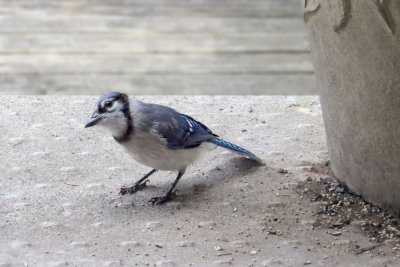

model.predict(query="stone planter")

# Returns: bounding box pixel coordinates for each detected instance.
[304,0,400,211]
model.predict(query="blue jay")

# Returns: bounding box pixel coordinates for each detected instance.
[85,92,263,204]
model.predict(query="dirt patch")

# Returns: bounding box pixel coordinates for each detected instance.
[296,161,400,254]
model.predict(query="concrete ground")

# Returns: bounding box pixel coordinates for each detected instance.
[1,95,399,266]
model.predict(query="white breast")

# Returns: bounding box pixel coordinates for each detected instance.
[121,130,215,171]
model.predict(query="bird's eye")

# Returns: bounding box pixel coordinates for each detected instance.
[105,101,113,108]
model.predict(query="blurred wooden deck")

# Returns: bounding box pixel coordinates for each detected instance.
[0,0,316,94]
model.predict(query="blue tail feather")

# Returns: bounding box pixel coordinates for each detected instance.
[209,138,264,164]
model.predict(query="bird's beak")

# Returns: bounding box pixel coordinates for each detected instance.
[85,112,102,128]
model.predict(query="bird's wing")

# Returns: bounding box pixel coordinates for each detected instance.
[170,114,218,149]
[134,102,217,149]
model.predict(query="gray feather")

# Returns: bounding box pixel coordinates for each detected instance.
[131,101,216,149]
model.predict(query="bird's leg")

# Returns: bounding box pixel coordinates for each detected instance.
[120,169,157,195]
[150,171,184,205]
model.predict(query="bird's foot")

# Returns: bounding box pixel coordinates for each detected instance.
[149,192,176,205]
[119,181,149,195]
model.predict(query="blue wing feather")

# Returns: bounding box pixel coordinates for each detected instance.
[142,103,217,149]
[164,114,217,149]
[136,102,216,149]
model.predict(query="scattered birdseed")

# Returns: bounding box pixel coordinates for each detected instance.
[331,231,342,236]
[277,168,288,174]
[296,165,400,248]
[214,245,223,251]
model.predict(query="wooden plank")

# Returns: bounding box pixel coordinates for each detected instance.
[0,33,310,53]
[0,54,313,74]
[0,0,302,18]
[0,74,317,95]
[0,15,306,35]
[0,0,311,95]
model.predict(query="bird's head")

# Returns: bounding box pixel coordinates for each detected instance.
[85,92,132,138]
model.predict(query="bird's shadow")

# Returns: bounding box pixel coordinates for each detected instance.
[171,157,266,204]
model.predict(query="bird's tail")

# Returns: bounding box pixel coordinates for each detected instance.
[209,138,265,165]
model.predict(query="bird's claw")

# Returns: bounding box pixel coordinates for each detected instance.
[149,192,176,205]
[119,181,149,195]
